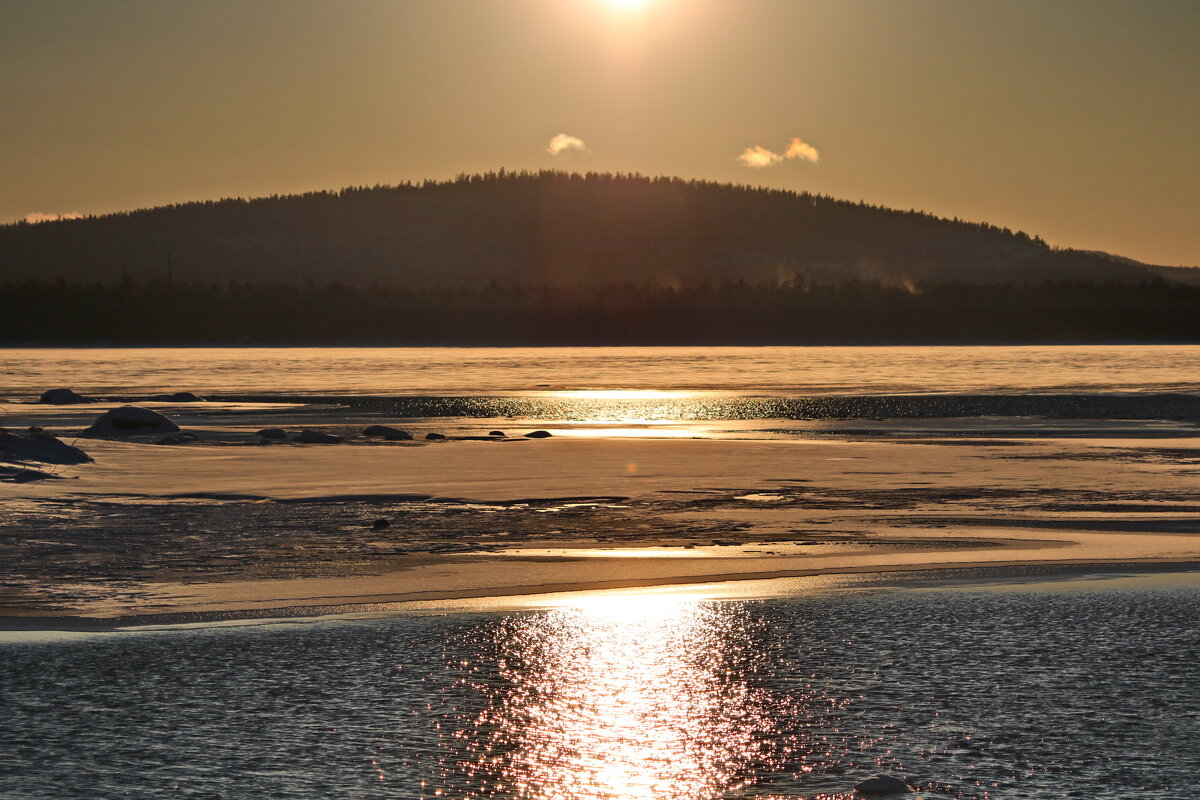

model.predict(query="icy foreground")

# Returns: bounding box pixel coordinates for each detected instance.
[2,394,1198,621]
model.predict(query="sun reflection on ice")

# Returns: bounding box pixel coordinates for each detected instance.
[548,390,694,400]
[470,590,781,799]
[518,389,728,437]
[550,424,697,438]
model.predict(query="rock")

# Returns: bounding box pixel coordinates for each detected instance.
[363,425,413,440]
[488,430,506,437]
[294,429,342,444]
[154,435,187,445]
[257,428,288,440]
[0,430,93,464]
[371,518,390,529]
[147,391,206,402]
[363,425,395,436]
[38,388,92,404]
[853,775,913,794]
[82,406,180,437]
[524,430,553,438]
[425,432,447,440]
[175,431,200,442]
[27,426,44,433]
[1,466,64,483]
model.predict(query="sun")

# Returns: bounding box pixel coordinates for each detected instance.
[606,0,648,8]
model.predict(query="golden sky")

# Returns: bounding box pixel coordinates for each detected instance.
[2,0,1197,265]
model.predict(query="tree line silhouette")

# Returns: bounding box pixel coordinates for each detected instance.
[0,170,1175,288]
[4,277,1197,344]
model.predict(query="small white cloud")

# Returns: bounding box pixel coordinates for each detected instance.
[738,137,820,168]
[784,137,819,163]
[737,145,783,168]
[546,133,590,157]
[23,211,82,224]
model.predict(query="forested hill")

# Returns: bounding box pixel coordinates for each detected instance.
[0,171,1176,287]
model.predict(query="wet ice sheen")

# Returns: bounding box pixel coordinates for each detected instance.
[2,580,1197,799]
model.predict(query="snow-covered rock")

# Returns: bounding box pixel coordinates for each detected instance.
[294,429,342,444]
[82,406,180,437]
[38,388,92,404]
[0,430,92,464]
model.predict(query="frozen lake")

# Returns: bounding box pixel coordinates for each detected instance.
[4,344,1200,398]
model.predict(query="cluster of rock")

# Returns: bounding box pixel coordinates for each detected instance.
[38,388,208,405]
[28,388,556,449]
[28,391,201,452]
[259,426,555,444]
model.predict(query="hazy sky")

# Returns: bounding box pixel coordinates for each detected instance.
[2,0,1197,264]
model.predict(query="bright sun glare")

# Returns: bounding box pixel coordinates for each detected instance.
[606,0,648,8]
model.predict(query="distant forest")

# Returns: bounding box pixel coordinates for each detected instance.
[7,171,1196,344]
[1,171,1187,288]
[4,278,1197,345]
